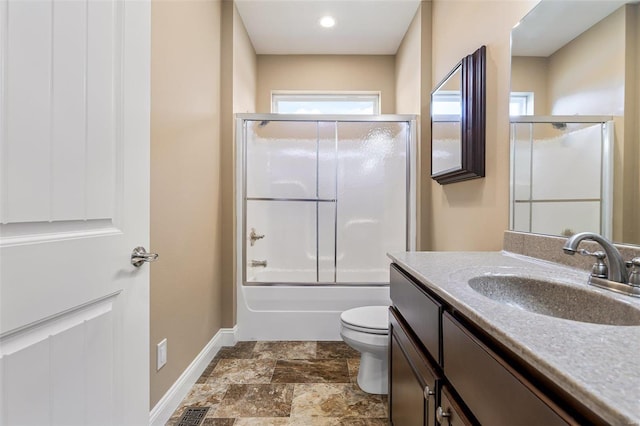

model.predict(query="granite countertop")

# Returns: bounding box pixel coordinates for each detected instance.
[388,251,640,425]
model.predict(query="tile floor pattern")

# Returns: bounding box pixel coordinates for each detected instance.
[167,341,388,426]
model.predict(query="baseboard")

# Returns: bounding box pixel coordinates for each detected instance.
[149,326,238,426]
[220,325,238,347]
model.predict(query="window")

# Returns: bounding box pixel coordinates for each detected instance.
[271,92,380,115]
[431,91,462,116]
[510,92,534,116]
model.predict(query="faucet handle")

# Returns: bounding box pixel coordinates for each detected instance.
[579,249,608,278]
[626,257,640,267]
[626,258,640,287]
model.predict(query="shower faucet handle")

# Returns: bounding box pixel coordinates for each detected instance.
[249,228,265,246]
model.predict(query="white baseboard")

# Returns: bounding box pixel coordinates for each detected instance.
[220,326,238,347]
[149,326,238,426]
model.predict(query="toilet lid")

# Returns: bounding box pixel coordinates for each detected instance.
[341,306,389,332]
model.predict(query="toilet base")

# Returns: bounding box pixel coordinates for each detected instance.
[356,350,388,395]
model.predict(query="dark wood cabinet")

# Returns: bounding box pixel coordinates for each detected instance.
[389,308,440,426]
[442,313,573,425]
[390,265,442,364]
[389,263,588,426]
[437,386,476,426]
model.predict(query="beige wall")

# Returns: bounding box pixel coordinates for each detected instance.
[548,8,625,116]
[220,1,257,327]
[396,7,423,115]
[233,6,258,114]
[150,0,223,408]
[428,0,537,251]
[510,56,549,114]
[395,3,433,250]
[256,55,396,113]
[548,7,627,243]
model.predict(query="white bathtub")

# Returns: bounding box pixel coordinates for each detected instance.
[237,281,391,341]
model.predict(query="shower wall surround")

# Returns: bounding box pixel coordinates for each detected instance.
[241,115,416,285]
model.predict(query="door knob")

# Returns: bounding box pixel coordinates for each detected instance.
[131,246,159,267]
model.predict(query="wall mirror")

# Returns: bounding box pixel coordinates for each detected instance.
[509,0,639,245]
[431,45,486,185]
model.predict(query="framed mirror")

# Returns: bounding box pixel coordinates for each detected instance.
[431,45,486,185]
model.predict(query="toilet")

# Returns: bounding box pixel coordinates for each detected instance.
[340,305,389,394]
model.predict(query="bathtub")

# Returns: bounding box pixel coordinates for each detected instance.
[237,280,391,341]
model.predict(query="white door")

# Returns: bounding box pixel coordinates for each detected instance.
[0,0,151,425]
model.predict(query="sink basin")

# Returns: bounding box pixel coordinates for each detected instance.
[468,275,640,326]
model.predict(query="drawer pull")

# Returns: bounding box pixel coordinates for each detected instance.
[423,385,435,399]
[436,406,451,424]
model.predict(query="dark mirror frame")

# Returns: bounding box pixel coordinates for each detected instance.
[431,45,486,185]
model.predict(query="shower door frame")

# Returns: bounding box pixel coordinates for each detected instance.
[508,115,614,239]
[236,114,418,287]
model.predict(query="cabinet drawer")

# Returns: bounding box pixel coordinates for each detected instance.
[442,313,574,425]
[390,264,442,364]
[390,307,441,426]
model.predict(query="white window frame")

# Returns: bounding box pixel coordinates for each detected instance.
[510,92,534,116]
[271,91,381,115]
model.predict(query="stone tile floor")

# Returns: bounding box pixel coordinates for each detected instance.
[167,341,388,425]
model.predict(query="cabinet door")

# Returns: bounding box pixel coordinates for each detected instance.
[437,386,477,426]
[389,308,440,426]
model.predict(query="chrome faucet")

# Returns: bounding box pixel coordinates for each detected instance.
[563,232,628,283]
[562,232,640,297]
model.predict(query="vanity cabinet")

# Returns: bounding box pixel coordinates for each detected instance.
[389,263,589,426]
[442,313,570,425]
[389,308,440,426]
[390,265,442,364]
[437,386,475,426]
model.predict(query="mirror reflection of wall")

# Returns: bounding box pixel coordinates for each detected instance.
[432,65,462,174]
[510,0,639,245]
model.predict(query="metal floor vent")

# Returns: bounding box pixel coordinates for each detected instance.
[177,407,209,426]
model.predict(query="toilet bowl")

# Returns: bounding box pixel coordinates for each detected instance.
[340,305,389,394]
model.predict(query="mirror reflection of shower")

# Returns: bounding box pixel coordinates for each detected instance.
[239,115,416,285]
[510,116,613,239]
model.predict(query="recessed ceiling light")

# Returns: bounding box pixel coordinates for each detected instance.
[320,16,336,28]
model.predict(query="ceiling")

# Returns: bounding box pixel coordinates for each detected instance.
[234,0,422,55]
[511,0,628,57]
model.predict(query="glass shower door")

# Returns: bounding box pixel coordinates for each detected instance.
[244,120,336,283]
[335,122,408,283]
[242,117,411,285]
